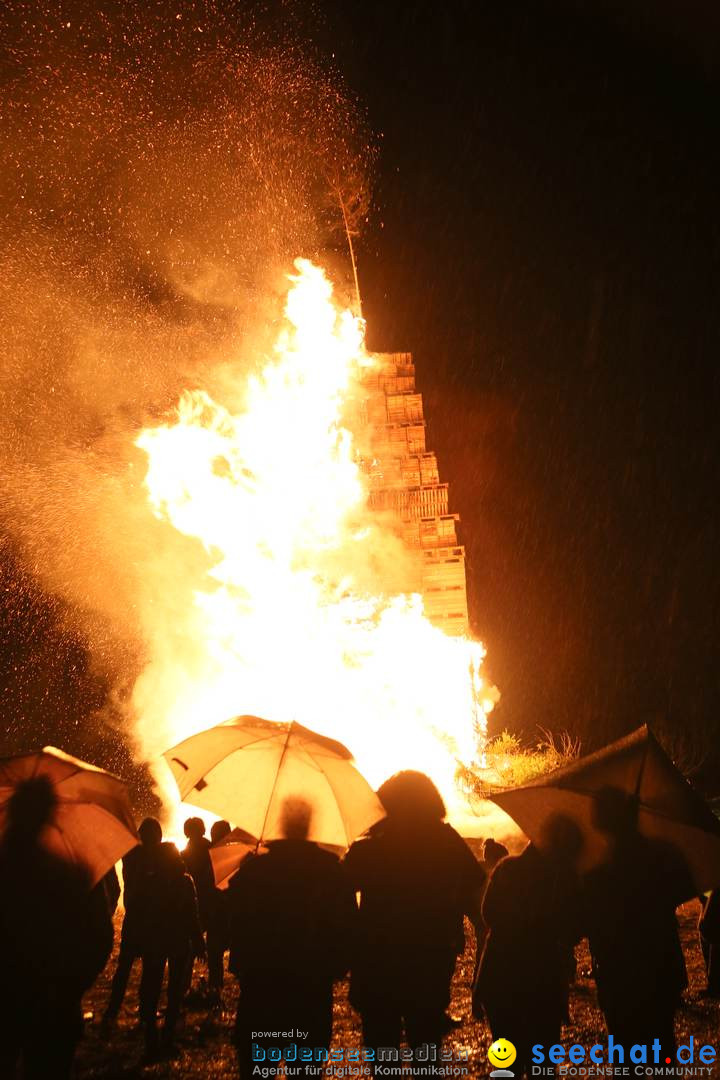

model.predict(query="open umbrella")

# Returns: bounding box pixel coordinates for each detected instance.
[209,827,259,889]
[0,746,138,886]
[164,716,385,849]
[489,725,720,898]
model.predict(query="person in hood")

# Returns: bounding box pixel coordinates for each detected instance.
[228,796,357,1080]
[0,775,112,1079]
[474,814,584,1077]
[135,840,205,1058]
[584,786,693,1063]
[102,816,163,1026]
[207,818,232,1001]
[344,770,485,1071]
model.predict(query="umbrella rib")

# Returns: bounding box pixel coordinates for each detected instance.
[55,765,86,789]
[36,750,86,786]
[51,804,139,881]
[257,722,293,845]
[305,750,354,847]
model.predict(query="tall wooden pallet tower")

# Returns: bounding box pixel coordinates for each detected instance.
[361,352,470,637]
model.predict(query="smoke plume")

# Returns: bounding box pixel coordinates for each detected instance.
[0,0,376,780]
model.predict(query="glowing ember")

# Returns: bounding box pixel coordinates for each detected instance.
[134,259,497,821]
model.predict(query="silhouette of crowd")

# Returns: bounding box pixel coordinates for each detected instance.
[0,771,714,1079]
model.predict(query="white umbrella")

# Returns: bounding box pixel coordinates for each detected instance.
[164,716,385,849]
[0,746,138,886]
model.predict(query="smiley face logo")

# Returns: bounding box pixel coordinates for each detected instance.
[488,1039,517,1071]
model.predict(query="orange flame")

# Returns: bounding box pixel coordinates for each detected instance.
[134,259,497,824]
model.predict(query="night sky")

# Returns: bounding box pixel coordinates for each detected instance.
[1,0,719,785]
[321,1,720,772]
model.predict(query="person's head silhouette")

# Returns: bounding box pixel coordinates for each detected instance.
[210,819,231,845]
[483,837,509,869]
[138,817,162,847]
[5,775,57,844]
[542,812,584,865]
[377,770,446,826]
[183,816,206,841]
[279,797,313,841]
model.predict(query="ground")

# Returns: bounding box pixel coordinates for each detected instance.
[76,901,718,1079]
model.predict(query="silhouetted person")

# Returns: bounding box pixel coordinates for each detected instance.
[482,837,509,873]
[474,814,584,1077]
[210,819,232,844]
[136,841,205,1057]
[344,771,485,1073]
[0,776,113,1079]
[699,889,720,997]
[103,816,163,1025]
[472,837,509,982]
[182,816,214,927]
[584,786,693,1061]
[228,797,357,1080]
[207,819,231,999]
[181,816,214,991]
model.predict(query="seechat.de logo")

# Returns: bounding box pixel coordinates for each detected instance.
[488,1038,517,1077]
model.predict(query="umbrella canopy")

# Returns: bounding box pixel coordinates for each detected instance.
[164,716,385,849]
[209,827,259,890]
[0,746,138,886]
[489,725,720,897]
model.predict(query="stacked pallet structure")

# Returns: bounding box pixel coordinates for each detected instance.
[361,352,470,637]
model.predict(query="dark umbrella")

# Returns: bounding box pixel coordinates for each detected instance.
[0,746,138,885]
[489,725,720,898]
